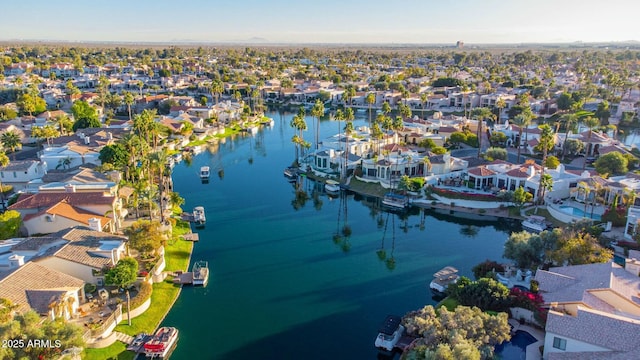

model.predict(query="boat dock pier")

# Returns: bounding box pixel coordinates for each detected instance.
[182,233,199,242]
[395,335,417,352]
[173,261,209,286]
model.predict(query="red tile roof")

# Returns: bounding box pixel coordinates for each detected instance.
[468,166,496,177]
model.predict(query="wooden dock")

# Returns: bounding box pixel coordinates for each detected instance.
[395,335,417,352]
[174,271,193,285]
[182,233,199,242]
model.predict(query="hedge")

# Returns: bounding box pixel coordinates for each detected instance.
[125,281,152,311]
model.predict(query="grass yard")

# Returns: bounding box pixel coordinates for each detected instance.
[115,280,181,336]
[83,340,135,360]
[165,220,193,272]
[347,178,387,198]
[436,297,460,311]
[525,207,565,228]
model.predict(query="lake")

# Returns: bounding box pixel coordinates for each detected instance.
[161,109,516,359]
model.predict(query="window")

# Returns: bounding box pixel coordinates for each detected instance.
[12,172,16,178]
[553,337,566,350]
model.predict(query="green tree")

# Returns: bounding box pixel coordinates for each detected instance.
[504,231,544,269]
[123,90,135,121]
[431,146,447,155]
[402,305,510,360]
[449,131,467,146]
[16,92,46,116]
[0,106,17,120]
[489,131,507,147]
[448,277,511,312]
[311,99,324,151]
[0,210,21,239]
[560,113,578,160]
[71,100,100,131]
[557,92,574,111]
[564,138,584,156]
[512,112,532,164]
[54,114,73,136]
[0,131,21,159]
[545,155,560,169]
[471,107,495,157]
[539,173,554,201]
[0,151,8,210]
[513,186,532,209]
[534,124,555,203]
[105,257,138,326]
[595,100,611,125]
[124,220,165,255]
[582,116,600,169]
[548,232,612,266]
[99,143,129,168]
[485,147,507,161]
[594,152,628,176]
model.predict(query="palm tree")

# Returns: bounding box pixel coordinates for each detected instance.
[123,91,135,121]
[311,99,324,151]
[512,113,532,164]
[539,173,554,203]
[583,116,600,169]
[0,151,9,211]
[365,92,376,129]
[136,80,144,98]
[420,92,429,119]
[1,131,21,160]
[54,114,72,136]
[560,113,578,160]
[210,79,224,104]
[495,97,506,122]
[471,107,495,158]
[422,156,432,176]
[289,107,308,162]
[577,181,591,215]
[535,124,555,204]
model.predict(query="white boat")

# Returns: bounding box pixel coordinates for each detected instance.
[283,167,298,181]
[382,192,409,209]
[143,326,178,358]
[200,166,210,180]
[192,260,209,287]
[193,206,206,228]
[324,179,340,194]
[522,215,547,233]
[429,266,460,293]
[374,315,405,352]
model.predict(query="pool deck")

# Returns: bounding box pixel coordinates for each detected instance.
[508,319,545,360]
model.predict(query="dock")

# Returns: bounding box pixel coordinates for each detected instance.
[172,261,209,286]
[182,233,199,242]
[174,271,194,285]
[395,335,417,352]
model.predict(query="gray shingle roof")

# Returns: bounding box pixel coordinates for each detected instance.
[52,227,126,269]
[0,160,37,172]
[547,306,640,352]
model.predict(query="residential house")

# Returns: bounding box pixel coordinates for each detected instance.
[0,160,48,191]
[0,261,85,320]
[39,145,101,171]
[8,191,123,234]
[36,226,127,285]
[535,262,640,359]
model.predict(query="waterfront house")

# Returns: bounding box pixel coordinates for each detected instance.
[35,226,127,285]
[8,191,123,234]
[535,262,640,359]
[39,145,101,171]
[0,160,48,191]
[0,261,85,320]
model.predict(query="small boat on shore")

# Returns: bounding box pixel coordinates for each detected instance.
[193,206,206,228]
[374,315,405,352]
[325,179,340,195]
[382,192,409,209]
[200,166,210,180]
[429,266,459,294]
[143,326,178,358]
[522,215,547,233]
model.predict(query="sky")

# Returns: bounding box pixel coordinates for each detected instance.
[1,0,637,44]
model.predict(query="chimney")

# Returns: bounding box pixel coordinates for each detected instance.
[88,217,102,232]
[107,132,113,140]
[84,136,90,145]
[528,166,535,177]
[64,184,76,193]
[8,254,25,269]
[558,164,565,174]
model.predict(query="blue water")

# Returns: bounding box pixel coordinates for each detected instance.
[161,109,518,360]
[559,205,601,220]
[495,330,538,360]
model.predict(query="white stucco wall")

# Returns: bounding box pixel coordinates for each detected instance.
[24,215,84,236]
[37,257,97,284]
[543,331,610,358]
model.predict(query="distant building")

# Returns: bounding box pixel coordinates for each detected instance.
[456,41,464,49]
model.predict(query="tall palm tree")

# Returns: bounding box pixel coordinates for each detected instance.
[495,97,506,122]
[365,92,376,129]
[0,151,9,210]
[471,107,495,158]
[560,113,578,160]
[311,99,324,151]
[54,114,72,136]
[535,124,555,204]
[583,116,600,169]
[210,79,224,104]
[289,107,308,162]
[1,131,21,160]
[123,91,135,121]
[512,113,532,164]
[420,92,429,119]
[539,173,554,204]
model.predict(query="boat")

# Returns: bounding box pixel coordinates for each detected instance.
[522,215,547,233]
[193,206,206,228]
[192,260,209,286]
[382,192,409,209]
[143,326,178,358]
[200,166,210,180]
[324,179,340,195]
[283,166,298,181]
[429,266,460,294]
[374,315,405,352]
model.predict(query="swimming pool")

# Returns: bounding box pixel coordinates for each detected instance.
[495,330,537,360]
[559,205,601,220]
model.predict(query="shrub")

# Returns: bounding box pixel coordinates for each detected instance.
[126,281,152,311]
[472,260,505,280]
[601,207,627,227]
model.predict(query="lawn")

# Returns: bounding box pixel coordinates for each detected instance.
[165,220,193,272]
[436,297,460,311]
[83,340,135,360]
[525,207,565,228]
[115,279,181,336]
[347,178,387,198]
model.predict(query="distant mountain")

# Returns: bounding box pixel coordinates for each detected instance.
[245,37,268,43]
